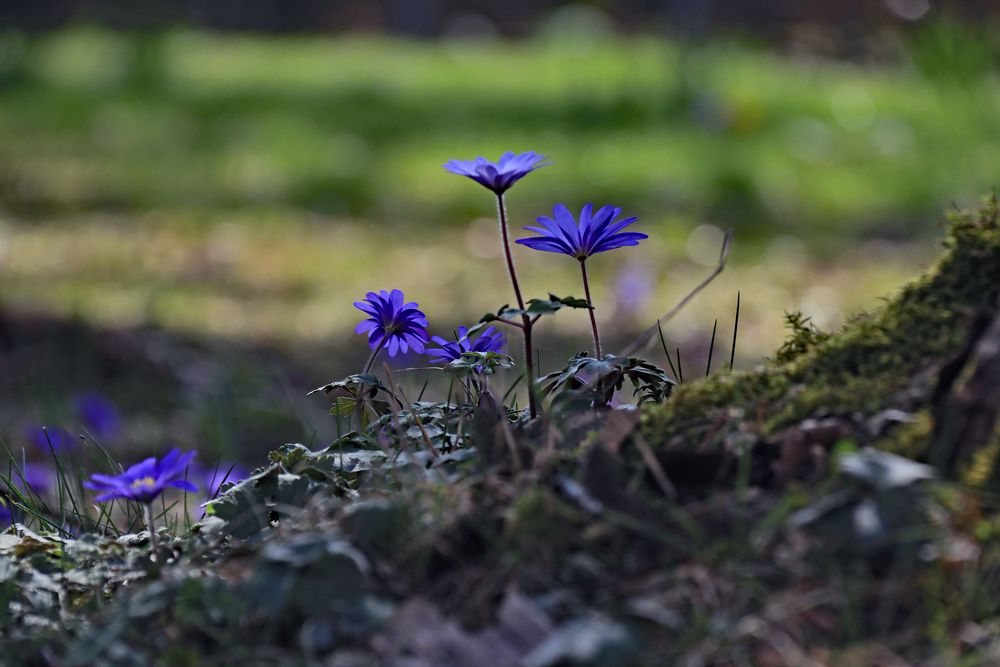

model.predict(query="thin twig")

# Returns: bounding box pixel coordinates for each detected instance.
[632,433,677,501]
[622,228,733,357]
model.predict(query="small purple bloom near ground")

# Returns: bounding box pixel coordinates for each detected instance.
[84,449,198,504]
[354,289,430,358]
[426,326,506,364]
[27,426,76,452]
[74,392,121,439]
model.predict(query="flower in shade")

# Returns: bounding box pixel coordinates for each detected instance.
[191,462,249,499]
[75,392,121,439]
[426,326,506,365]
[354,289,430,357]
[444,151,548,194]
[614,263,654,315]
[516,203,647,259]
[0,463,55,525]
[16,463,56,496]
[27,426,76,452]
[84,449,198,504]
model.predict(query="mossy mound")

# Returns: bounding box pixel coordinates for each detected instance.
[640,197,1000,478]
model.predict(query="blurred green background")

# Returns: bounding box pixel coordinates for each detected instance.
[1,4,998,467]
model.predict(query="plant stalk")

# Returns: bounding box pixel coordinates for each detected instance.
[578,258,603,358]
[495,193,538,419]
[361,338,387,375]
[145,503,159,561]
[356,337,387,427]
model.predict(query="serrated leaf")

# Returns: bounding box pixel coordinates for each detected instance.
[445,351,516,376]
[331,396,358,418]
[541,353,674,406]
[308,374,386,398]
[481,295,592,322]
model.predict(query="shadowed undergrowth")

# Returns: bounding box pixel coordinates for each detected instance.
[3,201,1000,665]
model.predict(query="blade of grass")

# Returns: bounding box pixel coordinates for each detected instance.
[656,319,679,381]
[706,318,718,377]
[730,291,741,371]
[503,372,524,405]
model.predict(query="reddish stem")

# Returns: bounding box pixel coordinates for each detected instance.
[495,194,538,419]
[579,258,603,358]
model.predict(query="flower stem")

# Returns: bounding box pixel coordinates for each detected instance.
[361,338,387,375]
[145,503,159,561]
[356,338,387,427]
[495,193,538,419]
[579,258,603,359]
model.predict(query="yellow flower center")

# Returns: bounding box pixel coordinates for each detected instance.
[131,476,156,490]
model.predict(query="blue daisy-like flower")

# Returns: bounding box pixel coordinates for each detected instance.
[1,462,55,525]
[190,461,249,499]
[75,392,121,439]
[27,426,76,452]
[444,151,548,194]
[516,203,647,259]
[84,449,198,504]
[354,289,430,357]
[426,326,506,364]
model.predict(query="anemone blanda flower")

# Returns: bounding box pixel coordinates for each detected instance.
[354,289,429,357]
[27,426,76,452]
[444,151,548,194]
[15,463,56,496]
[516,203,647,259]
[75,392,120,439]
[191,461,249,498]
[84,449,198,504]
[426,326,506,364]
[0,463,55,524]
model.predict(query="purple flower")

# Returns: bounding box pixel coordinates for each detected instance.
[0,463,55,525]
[426,326,506,365]
[516,204,647,259]
[84,449,198,504]
[614,264,654,314]
[27,426,76,452]
[444,151,548,194]
[191,462,248,498]
[75,393,121,439]
[17,463,56,495]
[354,289,430,357]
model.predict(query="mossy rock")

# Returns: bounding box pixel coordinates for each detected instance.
[639,196,1000,475]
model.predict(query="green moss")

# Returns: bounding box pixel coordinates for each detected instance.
[875,410,934,459]
[641,196,1000,449]
[773,312,832,364]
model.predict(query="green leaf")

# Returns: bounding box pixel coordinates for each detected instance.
[480,294,591,322]
[331,396,358,418]
[540,353,675,406]
[202,465,312,539]
[308,373,386,399]
[445,351,516,377]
